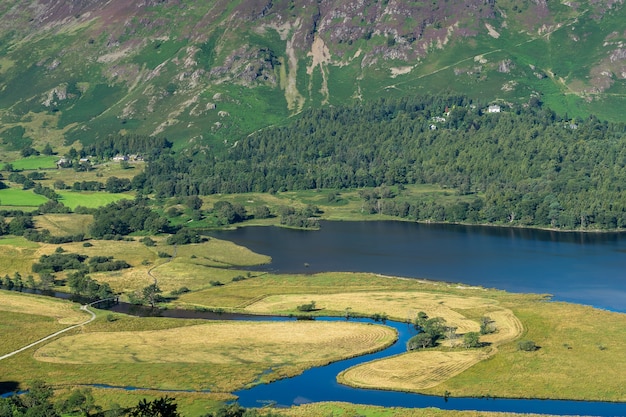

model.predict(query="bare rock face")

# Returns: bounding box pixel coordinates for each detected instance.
[498,60,514,73]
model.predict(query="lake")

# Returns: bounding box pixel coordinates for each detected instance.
[210,221,626,312]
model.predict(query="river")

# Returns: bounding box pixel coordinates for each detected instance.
[210,221,626,312]
[5,221,626,415]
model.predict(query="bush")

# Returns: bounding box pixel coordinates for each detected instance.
[518,340,538,351]
[297,301,316,312]
[141,237,156,247]
[171,286,190,296]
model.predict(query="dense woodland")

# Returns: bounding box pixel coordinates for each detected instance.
[135,95,626,230]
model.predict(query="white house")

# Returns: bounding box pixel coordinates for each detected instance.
[487,105,501,113]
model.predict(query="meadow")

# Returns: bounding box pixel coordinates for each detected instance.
[0,188,48,207]
[0,295,395,394]
[9,155,58,170]
[0,291,89,355]
[56,190,132,209]
[176,273,626,402]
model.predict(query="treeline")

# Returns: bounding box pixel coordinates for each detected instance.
[83,133,172,159]
[135,94,626,229]
[89,199,169,238]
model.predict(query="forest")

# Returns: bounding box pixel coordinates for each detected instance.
[134,95,626,230]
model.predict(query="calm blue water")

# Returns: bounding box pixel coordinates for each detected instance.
[235,317,626,416]
[211,221,626,312]
[211,221,626,414]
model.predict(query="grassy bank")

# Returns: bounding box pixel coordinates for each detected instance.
[1,232,626,411]
[176,272,626,402]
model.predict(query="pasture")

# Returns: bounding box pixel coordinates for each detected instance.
[56,191,132,209]
[0,188,48,207]
[0,313,395,393]
[0,290,89,355]
[10,155,58,170]
[34,214,93,236]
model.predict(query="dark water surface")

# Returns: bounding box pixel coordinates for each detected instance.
[210,221,626,312]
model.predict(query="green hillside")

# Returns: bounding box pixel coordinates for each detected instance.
[0,0,623,155]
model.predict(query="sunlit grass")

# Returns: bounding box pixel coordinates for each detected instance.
[0,188,48,206]
[57,191,132,209]
[10,155,58,170]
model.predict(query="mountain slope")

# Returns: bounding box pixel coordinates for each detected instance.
[0,0,624,151]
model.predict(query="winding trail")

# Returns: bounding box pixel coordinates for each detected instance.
[1,245,178,362]
[0,299,111,362]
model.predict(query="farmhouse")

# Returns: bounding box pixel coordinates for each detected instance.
[487,105,501,113]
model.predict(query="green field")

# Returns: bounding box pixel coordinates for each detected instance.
[10,155,58,170]
[56,191,132,209]
[0,188,48,206]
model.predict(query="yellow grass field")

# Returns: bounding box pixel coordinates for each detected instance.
[245,290,523,393]
[339,350,489,391]
[0,238,41,276]
[34,321,396,365]
[244,291,499,333]
[34,214,93,236]
[0,290,90,355]
[0,291,87,325]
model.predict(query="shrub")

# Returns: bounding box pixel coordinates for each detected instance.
[141,237,156,247]
[518,340,538,351]
[297,301,316,312]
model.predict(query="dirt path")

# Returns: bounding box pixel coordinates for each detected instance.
[0,302,98,362]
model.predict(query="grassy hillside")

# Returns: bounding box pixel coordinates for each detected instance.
[0,0,623,154]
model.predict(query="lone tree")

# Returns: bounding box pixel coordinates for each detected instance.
[480,316,496,335]
[407,332,434,350]
[463,332,481,348]
[142,283,163,308]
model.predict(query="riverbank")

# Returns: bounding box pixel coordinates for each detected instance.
[2,218,626,414]
[2,273,626,415]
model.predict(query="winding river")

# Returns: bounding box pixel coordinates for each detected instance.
[208,221,626,415]
[5,221,626,415]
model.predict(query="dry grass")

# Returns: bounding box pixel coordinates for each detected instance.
[175,272,518,311]
[0,291,91,355]
[246,291,524,393]
[280,402,553,417]
[174,273,536,398]
[0,290,87,324]
[0,319,398,391]
[34,214,93,236]
[339,351,487,391]
[244,291,497,333]
[0,239,41,276]
[34,321,396,365]
[433,301,626,401]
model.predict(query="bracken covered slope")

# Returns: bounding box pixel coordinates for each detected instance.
[0,0,624,148]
